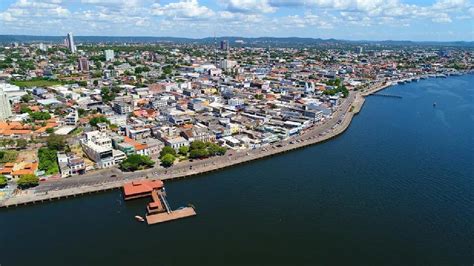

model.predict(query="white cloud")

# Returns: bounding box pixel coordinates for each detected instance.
[224,0,276,13]
[152,0,214,20]
[0,0,473,39]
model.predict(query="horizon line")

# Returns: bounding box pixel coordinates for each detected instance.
[0,34,472,43]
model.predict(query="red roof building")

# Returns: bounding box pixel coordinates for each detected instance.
[122,179,164,200]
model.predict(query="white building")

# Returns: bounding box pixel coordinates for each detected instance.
[81,131,125,168]
[220,59,237,70]
[66,32,77,53]
[105,50,115,62]
[0,85,12,121]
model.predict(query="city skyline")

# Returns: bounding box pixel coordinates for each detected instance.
[0,0,473,42]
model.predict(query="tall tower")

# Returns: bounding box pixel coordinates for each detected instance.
[67,32,77,53]
[0,84,12,121]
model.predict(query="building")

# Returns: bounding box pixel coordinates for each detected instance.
[113,102,132,115]
[57,152,86,178]
[164,136,189,150]
[220,59,237,70]
[78,57,89,72]
[81,131,125,168]
[105,50,115,62]
[64,110,79,126]
[220,40,229,51]
[0,85,12,121]
[65,32,77,53]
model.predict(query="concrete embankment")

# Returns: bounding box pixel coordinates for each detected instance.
[0,89,374,208]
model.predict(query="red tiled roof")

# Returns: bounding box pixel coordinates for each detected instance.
[122,180,164,197]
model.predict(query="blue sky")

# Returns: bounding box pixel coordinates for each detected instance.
[0,0,473,41]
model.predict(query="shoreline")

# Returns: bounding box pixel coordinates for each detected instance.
[0,76,440,208]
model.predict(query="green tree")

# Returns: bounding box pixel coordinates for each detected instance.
[0,175,7,187]
[46,134,66,151]
[46,128,55,134]
[120,154,155,171]
[16,139,28,149]
[190,141,206,151]
[89,116,109,127]
[208,143,227,156]
[20,105,32,114]
[38,147,59,174]
[17,174,39,189]
[30,111,51,121]
[21,93,33,103]
[160,153,175,167]
[178,146,189,156]
[159,146,176,158]
[100,87,116,103]
[77,108,87,117]
[0,150,18,163]
[189,148,209,159]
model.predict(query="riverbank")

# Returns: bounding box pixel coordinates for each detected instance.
[0,80,394,208]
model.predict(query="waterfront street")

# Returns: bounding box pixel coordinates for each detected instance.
[0,89,361,207]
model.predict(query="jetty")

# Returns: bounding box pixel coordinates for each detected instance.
[122,179,196,225]
[371,94,402,99]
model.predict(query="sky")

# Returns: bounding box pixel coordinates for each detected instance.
[0,0,473,41]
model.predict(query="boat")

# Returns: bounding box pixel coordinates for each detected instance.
[135,215,145,222]
[433,102,437,107]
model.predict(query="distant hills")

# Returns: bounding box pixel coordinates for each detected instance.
[0,35,473,48]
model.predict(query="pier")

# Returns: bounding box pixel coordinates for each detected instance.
[122,180,196,225]
[371,94,403,99]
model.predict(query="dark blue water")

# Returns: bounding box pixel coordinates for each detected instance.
[1,75,473,266]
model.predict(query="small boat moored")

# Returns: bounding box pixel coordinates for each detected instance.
[135,215,145,222]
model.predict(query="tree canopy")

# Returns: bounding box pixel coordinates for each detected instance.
[187,141,227,159]
[89,116,110,127]
[30,111,51,121]
[100,87,116,103]
[120,154,155,172]
[38,147,59,175]
[178,146,189,156]
[46,134,66,151]
[160,153,175,167]
[17,174,39,189]
[0,175,7,187]
[159,146,176,158]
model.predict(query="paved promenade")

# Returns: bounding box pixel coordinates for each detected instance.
[0,85,385,208]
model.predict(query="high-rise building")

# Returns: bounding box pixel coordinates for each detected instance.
[0,84,13,121]
[66,32,77,53]
[105,50,115,62]
[78,57,89,72]
[358,46,363,55]
[220,40,229,51]
[38,43,47,52]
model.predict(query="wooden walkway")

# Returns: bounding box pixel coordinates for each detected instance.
[146,207,196,225]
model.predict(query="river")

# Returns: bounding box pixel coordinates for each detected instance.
[1,75,473,265]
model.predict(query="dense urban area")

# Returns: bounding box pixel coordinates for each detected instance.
[0,33,472,206]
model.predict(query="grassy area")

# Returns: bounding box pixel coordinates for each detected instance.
[38,148,59,175]
[0,150,18,164]
[70,127,84,136]
[11,79,62,88]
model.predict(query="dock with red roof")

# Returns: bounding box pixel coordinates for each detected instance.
[122,179,196,225]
